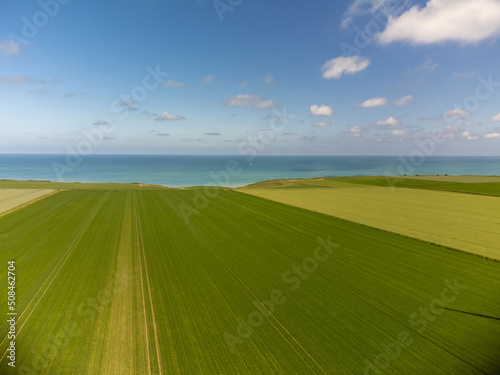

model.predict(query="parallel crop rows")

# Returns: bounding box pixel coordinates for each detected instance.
[243,185,500,260]
[0,189,499,374]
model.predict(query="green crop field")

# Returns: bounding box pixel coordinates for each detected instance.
[242,185,500,260]
[0,189,57,215]
[0,185,499,374]
[332,176,500,197]
[393,175,500,183]
[244,176,500,197]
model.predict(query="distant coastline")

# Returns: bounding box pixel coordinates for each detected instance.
[1,154,499,188]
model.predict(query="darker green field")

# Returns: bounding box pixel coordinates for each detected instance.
[0,187,499,374]
[334,176,500,196]
[242,176,500,196]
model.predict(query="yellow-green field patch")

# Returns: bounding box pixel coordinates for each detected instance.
[0,189,57,214]
[243,186,500,260]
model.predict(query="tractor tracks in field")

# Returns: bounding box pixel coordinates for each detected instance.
[159,191,329,375]
[0,192,110,363]
[132,192,167,375]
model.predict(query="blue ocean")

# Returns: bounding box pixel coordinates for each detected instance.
[0,154,499,188]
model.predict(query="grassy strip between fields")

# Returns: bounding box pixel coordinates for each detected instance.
[0,189,498,374]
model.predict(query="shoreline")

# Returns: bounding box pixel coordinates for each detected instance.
[1,174,500,190]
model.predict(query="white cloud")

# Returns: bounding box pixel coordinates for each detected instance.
[350,125,362,135]
[119,99,139,111]
[204,132,221,136]
[225,94,263,106]
[28,88,49,96]
[410,59,438,73]
[0,75,34,85]
[203,75,214,83]
[392,129,407,136]
[378,0,500,45]
[463,121,482,126]
[163,79,183,87]
[254,99,278,109]
[312,121,331,127]
[0,75,61,85]
[446,108,470,119]
[93,120,111,126]
[0,40,20,55]
[358,97,388,107]
[490,113,500,122]
[310,104,334,116]
[461,131,479,140]
[265,73,274,83]
[155,111,185,121]
[444,124,459,131]
[225,94,277,109]
[425,126,457,141]
[375,116,401,127]
[394,95,413,106]
[322,55,370,79]
[485,133,500,139]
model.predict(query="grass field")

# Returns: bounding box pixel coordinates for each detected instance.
[393,175,500,183]
[0,189,56,215]
[242,183,500,260]
[0,186,499,374]
[332,176,500,197]
[243,176,500,197]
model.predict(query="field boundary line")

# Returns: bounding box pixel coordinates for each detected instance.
[133,193,152,375]
[135,194,168,375]
[0,192,109,362]
[237,190,500,262]
[136,205,164,375]
[204,192,479,369]
[0,189,60,217]
[228,191,495,372]
[133,193,171,374]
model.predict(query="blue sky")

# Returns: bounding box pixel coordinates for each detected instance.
[1,0,500,155]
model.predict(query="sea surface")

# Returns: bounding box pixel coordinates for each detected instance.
[0,154,499,188]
